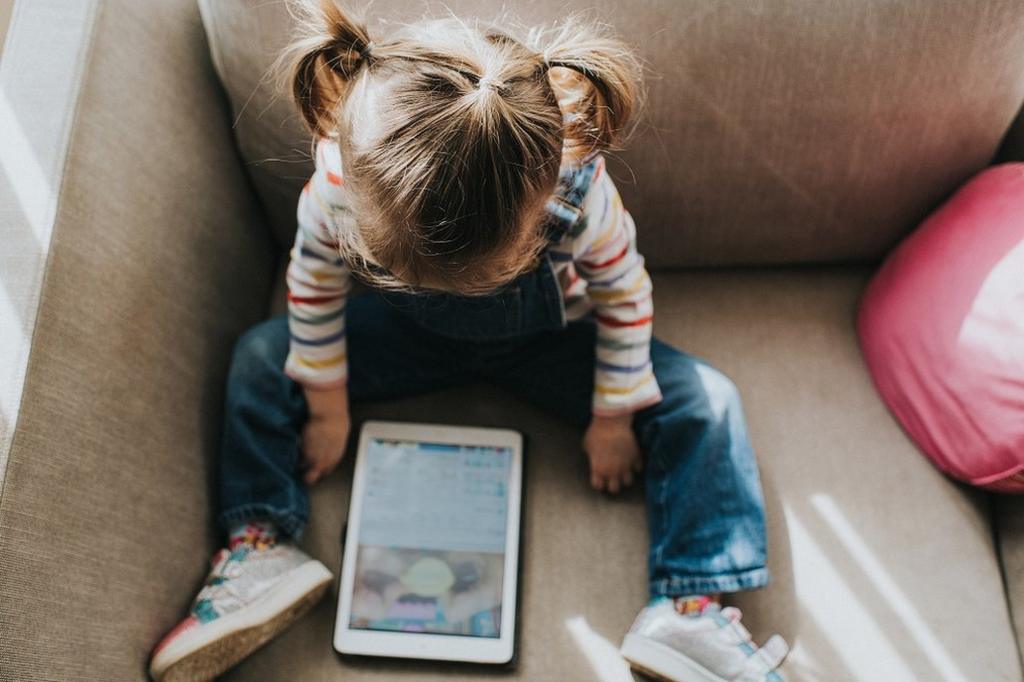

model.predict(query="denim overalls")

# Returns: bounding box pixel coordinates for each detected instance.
[377,158,602,341]
[217,160,770,598]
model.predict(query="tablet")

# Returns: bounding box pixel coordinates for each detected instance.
[334,421,523,664]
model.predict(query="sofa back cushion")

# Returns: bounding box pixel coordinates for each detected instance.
[199,0,1024,268]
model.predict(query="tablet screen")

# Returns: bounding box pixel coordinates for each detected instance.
[350,438,512,639]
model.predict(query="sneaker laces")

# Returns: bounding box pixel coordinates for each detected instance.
[200,581,243,605]
[739,634,789,680]
[707,604,789,678]
[719,606,754,645]
[195,549,246,607]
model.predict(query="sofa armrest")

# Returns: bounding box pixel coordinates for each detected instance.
[0,0,277,679]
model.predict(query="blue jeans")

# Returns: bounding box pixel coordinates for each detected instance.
[218,293,770,596]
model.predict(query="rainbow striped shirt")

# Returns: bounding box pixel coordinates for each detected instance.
[285,140,662,416]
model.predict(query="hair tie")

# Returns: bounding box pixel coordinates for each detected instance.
[477,75,507,94]
[358,41,374,63]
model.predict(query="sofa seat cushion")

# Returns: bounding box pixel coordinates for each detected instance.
[231,267,1021,681]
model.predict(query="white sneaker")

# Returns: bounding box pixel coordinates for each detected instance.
[149,543,333,681]
[620,598,788,682]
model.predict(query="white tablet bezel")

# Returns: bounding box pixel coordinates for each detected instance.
[334,421,523,664]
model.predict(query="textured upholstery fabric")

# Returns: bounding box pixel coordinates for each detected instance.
[0,0,277,679]
[228,268,1022,682]
[3,0,1024,680]
[200,0,1024,268]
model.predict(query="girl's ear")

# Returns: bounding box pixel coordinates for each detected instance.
[288,0,373,138]
[535,19,644,156]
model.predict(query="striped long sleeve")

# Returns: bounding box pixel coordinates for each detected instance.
[574,164,663,416]
[283,140,351,389]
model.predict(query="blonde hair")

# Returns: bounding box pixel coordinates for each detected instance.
[286,1,643,295]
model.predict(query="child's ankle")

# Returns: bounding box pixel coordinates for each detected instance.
[228,521,279,550]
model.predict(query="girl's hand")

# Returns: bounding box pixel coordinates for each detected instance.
[300,386,351,485]
[582,413,643,494]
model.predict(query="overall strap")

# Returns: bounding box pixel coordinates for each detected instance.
[543,156,603,243]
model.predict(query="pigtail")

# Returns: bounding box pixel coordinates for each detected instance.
[287,0,374,138]
[530,18,644,156]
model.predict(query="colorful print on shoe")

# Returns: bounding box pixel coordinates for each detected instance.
[620,597,788,682]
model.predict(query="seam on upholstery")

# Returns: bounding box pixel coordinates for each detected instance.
[196,0,228,87]
[994,97,1024,164]
[196,0,284,318]
[0,0,104,505]
[992,497,1024,677]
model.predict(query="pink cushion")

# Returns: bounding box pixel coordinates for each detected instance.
[858,164,1024,492]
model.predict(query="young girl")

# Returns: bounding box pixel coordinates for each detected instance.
[150,3,788,680]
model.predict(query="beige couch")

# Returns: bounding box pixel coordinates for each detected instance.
[3,1,1024,680]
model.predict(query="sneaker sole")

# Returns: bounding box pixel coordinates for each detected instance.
[150,560,333,682]
[620,633,729,682]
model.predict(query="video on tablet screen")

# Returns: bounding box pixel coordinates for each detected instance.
[350,439,511,638]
